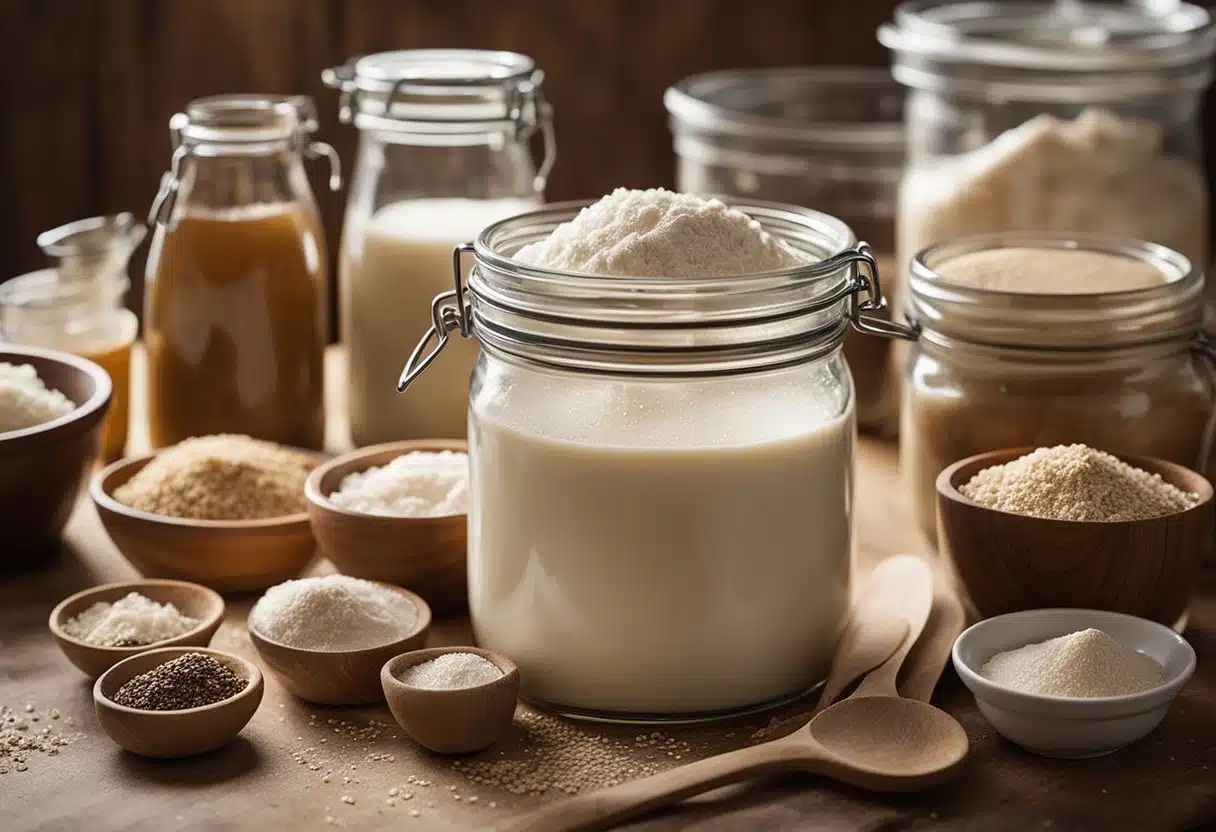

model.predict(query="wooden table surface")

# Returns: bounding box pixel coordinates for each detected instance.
[3,349,1214,831]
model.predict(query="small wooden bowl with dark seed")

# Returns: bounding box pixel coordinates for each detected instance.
[49,579,225,678]
[93,646,264,758]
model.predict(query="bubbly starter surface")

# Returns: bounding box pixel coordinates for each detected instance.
[469,369,854,715]
[342,198,538,446]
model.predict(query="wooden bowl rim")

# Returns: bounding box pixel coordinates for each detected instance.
[93,646,264,716]
[92,448,329,530]
[0,344,112,445]
[247,582,433,658]
[49,578,225,654]
[305,439,468,524]
[937,446,1215,526]
[381,646,519,697]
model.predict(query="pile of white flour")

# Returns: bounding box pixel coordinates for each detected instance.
[516,188,807,277]
[0,362,76,434]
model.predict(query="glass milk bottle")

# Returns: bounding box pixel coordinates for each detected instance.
[323,49,554,446]
[144,95,340,449]
[0,214,143,461]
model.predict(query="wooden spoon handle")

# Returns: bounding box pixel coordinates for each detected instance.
[496,740,814,832]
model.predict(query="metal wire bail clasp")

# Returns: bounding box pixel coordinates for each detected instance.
[844,244,919,341]
[398,243,476,392]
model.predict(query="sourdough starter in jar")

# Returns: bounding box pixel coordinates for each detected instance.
[393,189,879,718]
[342,198,538,444]
[472,372,853,714]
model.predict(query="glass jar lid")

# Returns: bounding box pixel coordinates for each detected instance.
[907,231,1204,352]
[397,199,916,385]
[664,68,904,147]
[880,1,1216,100]
[323,49,548,132]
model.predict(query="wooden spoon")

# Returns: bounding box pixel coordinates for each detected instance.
[900,573,967,703]
[501,557,963,832]
[814,555,931,711]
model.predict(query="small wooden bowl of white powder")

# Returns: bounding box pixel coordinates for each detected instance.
[937,445,1212,627]
[952,608,1196,758]
[247,575,431,705]
[381,647,519,755]
[49,579,225,678]
[305,440,469,614]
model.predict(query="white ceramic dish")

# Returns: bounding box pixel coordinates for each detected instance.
[952,608,1195,759]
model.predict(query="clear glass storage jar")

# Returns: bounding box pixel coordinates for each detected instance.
[398,199,915,721]
[665,68,905,434]
[144,95,340,449]
[901,232,1216,543]
[323,49,554,446]
[880,0,1216,315]
[1,214,143,461]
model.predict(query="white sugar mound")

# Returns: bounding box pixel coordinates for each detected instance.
[329,450,469,518]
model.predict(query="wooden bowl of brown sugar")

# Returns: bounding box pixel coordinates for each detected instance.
[91,436,325,592]
[937,446,1213,627]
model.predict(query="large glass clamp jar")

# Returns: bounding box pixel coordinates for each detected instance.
[397,198,915,722]
[880,0,1216,317]
[323,49,555,447]
[144,94,340,450]
[900,232,1216,545]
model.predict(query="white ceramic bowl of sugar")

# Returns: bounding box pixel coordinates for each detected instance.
[952,608,1195,759]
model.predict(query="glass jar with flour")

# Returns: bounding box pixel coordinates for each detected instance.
[398,191,916,720]
[324,49,555,446]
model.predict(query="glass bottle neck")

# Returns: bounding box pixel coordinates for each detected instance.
[173,151,316,218]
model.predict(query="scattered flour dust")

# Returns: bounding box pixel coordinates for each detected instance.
[981,628,1164,698]
[515,188,808,277]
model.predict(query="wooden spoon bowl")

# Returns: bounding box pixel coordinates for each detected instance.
[937,448,1212,626]
[49,579,225,678]
[381,647,520,755]
[93,646,264,758]
[248,584,431,705]
[92,451,324,593]
[305,439,468,615]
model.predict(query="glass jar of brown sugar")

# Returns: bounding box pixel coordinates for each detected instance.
[144,95,341,449]
[901,232,1216,543]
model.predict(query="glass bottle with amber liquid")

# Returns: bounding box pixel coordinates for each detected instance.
[144,95,340,449]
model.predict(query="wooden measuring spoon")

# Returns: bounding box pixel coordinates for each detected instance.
[814,555,929,711]
[500,557,963,832]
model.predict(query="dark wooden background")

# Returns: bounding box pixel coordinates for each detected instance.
[5,0,1216,330]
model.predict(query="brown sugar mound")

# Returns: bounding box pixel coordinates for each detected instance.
[960,444,1200,522]
[114,434,316,520]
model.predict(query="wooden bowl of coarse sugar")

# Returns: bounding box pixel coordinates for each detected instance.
[937,447,1213,626]
[49,579,225,678]
[91,438,325,593]
[305,439,468,615]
